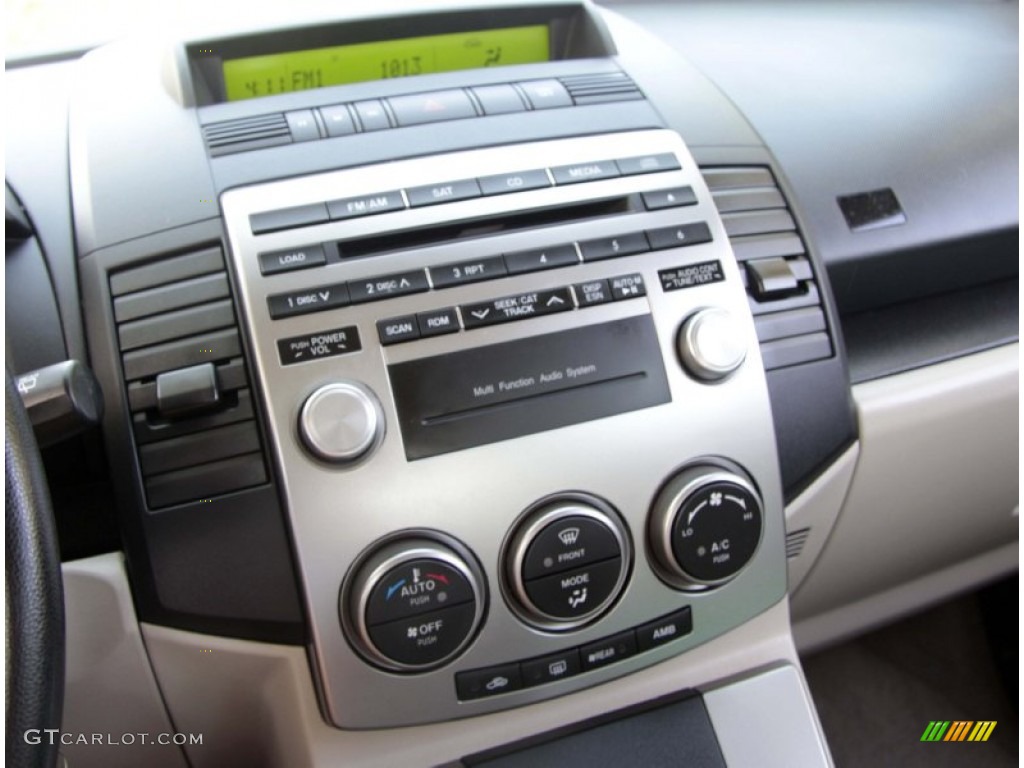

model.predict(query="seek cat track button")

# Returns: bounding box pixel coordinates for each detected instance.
[377,315,420,346]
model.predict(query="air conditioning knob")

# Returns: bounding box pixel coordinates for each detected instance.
[299,381,382,463]
[649,466,763,590]
[677,307,746,381]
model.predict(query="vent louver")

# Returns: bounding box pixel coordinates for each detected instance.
[785,527,811,559]
[558,72,643,105]
[203,114,291,157]
[701,167,834,370]
[110,246,268,509]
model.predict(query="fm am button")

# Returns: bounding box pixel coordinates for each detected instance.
[277,326,361,366]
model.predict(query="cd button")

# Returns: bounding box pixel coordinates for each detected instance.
[478,169,550,196]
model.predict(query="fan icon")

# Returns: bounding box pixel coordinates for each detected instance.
[709,492,723,507]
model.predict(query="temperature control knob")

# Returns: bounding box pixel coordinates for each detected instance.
[299,381,382,463]
[344,537,485,672]
[677,308,746,381]
[504,495,631,631]
[649,467,763,589]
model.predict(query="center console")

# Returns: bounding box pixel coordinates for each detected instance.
[222,128,785,727]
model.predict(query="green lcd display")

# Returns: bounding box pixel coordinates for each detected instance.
[222,25,550,102]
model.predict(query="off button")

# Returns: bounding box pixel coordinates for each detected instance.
[367,602,477,668]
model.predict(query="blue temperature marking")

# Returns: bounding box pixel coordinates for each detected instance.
[385,579,406,600]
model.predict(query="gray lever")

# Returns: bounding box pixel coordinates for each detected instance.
[15,360,104,448]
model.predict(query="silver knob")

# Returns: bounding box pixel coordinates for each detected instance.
[678,308,747,381]
[299,381,381,463]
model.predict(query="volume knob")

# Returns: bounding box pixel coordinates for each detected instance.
[678,308,746,381]
[300,381,382,463]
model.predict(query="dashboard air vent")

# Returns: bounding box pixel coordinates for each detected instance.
[558,72,643,105]
[203,114,291,157]
[785,527,811,559]
[701,167,833,370]
[110,246,267,509]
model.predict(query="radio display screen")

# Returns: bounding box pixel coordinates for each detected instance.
[222,25,550,102]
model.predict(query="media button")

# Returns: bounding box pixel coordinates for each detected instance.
[521,649,581,688]
[550,160,620,185]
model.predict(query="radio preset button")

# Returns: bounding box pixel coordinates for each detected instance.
[417,307,460,338]
[522,516,622,580]
[646,222,713,250]
[642,186,698,211]
[377,315,420,346]
[406,178,481,207]
[349,270,429,303]
[431,256,508,288]
[353,100,391,131]
[471,84,527,116]
[578,232,649,262]
[258,244,327,275]
[518,79,573,110]
[268,282,349,319]
[319,104,356,137]
[523,557,622,622]
[504,244,578,275]
[389,89,477,127]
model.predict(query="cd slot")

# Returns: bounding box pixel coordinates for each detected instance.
[337,196,635,260]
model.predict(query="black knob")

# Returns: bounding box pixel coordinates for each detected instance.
[504,495,631,631]
[649,467,763,589]
[344,537,484,672]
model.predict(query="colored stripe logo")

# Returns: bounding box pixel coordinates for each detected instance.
[921,721,996,742]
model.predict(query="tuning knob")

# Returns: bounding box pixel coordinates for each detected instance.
[677,308,746,381]
[299,381,382,463]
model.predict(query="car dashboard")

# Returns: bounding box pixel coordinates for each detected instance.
[4,1,1018,766]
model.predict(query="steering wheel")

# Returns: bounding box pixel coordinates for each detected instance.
[5,368,64,768]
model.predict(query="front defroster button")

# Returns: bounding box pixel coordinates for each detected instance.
[522,516,622,580]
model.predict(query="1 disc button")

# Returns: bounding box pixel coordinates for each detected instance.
[365,559,474,626]
[522,516,622,580]
[523,558,622,621]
